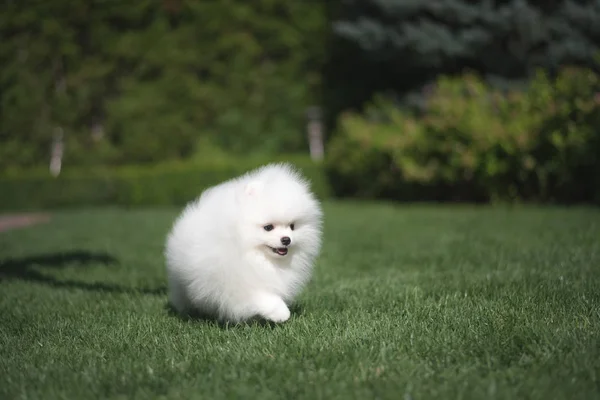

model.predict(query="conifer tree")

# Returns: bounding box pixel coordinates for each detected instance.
[323,0,600,131]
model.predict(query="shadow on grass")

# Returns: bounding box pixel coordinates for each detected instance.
[0,250,166,296]
[1,250,304,324]
[164,301,306,329]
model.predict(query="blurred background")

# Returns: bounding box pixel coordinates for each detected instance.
[1,0,599,210]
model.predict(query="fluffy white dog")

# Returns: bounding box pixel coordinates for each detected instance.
[165,163,323,323]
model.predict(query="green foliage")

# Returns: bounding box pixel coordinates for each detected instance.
[324,0,600,133]
[0,156,330,211]
[327,66,600,204]
[0,1,326,170]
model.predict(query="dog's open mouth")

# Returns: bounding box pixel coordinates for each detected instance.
[268,246,288,256]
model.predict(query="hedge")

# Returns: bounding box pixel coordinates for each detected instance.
[0,156,330,211]
[326,66,600,204]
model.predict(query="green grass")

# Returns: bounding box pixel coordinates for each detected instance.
[1,202,599,399]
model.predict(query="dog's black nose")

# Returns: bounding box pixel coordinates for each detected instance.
[281,236,291,246]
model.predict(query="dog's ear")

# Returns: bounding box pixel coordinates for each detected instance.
[235,180,264,205]
[244,180,263,196]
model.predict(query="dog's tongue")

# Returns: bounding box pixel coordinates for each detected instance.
[277,248,288,255]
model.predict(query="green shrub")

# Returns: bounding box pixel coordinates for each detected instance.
[0,156,330,211]
[326,67,600,204]
[324,0,600,135]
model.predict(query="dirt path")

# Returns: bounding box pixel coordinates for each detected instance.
[0,214,51,233]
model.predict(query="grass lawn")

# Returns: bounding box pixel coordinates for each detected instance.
[1,202,599,399]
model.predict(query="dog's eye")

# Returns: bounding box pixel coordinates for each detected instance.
[263,224,274,232]
[290,223,295,231]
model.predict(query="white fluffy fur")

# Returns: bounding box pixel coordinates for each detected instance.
[164,163,323,323]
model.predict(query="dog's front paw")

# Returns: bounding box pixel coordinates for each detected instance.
[256,294,291,323]
[264,303,291,323]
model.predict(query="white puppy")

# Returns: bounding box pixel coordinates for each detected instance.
[165,163,323,323]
